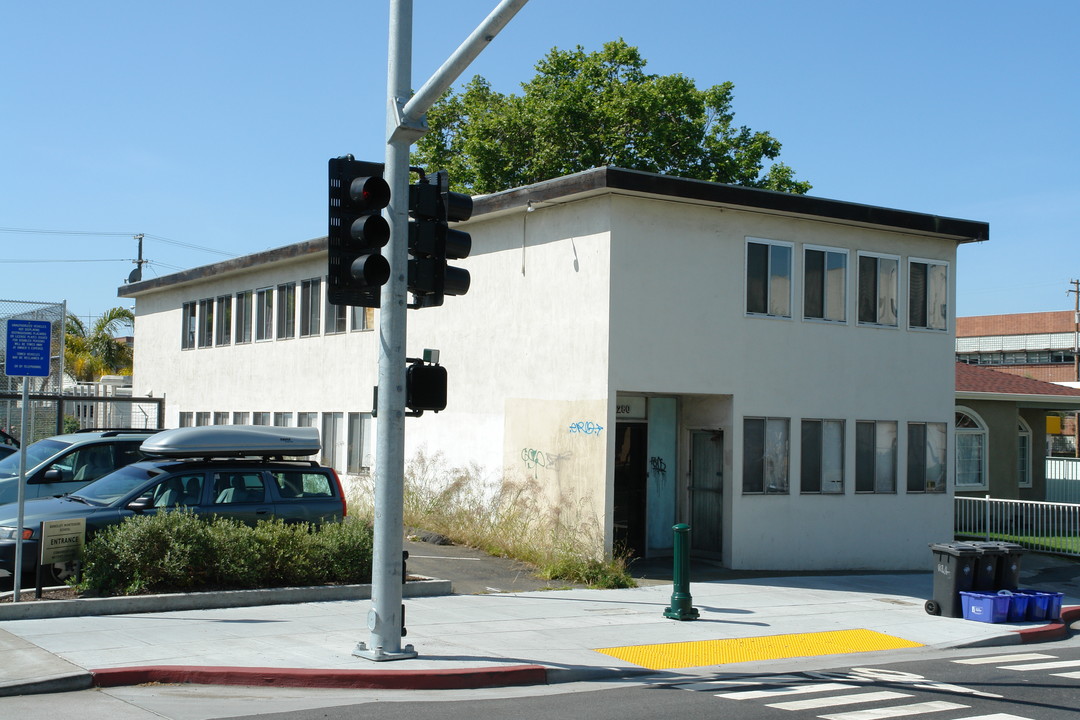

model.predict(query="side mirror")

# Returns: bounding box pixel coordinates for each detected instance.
[127,496,153,512]
[32,469,64,484]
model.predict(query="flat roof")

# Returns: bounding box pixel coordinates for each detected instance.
[119,166,988,298]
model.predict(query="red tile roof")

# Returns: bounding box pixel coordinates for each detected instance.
[956,362,1080,397]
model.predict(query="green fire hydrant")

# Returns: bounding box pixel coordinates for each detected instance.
[663,523,699,621]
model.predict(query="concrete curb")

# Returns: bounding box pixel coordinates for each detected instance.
[1017,604,1080,644]
[90,664,550,690]
[0,578,452,621]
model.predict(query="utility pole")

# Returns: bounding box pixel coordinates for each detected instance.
[1070,279,1080,457]
[128,234,146,284]
[354,0,528,662]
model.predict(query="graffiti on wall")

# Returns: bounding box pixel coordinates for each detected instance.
[521,447,571,478]
[568,420,604,435]
[650,456,668,486]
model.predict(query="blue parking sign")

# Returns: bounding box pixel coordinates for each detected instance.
[5,319,52,378]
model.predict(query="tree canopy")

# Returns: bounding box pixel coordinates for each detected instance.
[412,39,811,196]
[65,307,134,382]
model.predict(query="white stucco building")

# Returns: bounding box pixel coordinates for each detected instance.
[120,167,988,571]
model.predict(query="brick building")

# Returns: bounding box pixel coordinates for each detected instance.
[956,311,1080,383]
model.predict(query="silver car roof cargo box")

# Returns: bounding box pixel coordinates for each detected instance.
[140,426,321,458]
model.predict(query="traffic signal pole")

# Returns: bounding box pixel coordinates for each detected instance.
[355,0,528,662]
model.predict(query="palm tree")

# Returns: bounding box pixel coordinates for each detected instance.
[64,307,135,382]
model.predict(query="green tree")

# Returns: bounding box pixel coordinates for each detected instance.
[64,307,134,382]
[412,39,811,195]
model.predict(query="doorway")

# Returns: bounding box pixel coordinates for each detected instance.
[613,422,647,556]
[689,429,724,555]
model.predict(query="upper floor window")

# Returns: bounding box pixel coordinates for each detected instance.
[746,238,792,318]
[181,302,196,350]
[197,299,214,348]
[325,295,347,334]
[255,287,273,341]
[277,283,296,339]
[909,259,948,331]
[804,247,847,323]
[235,291,253,344]
[907,422,947,493]
[857,253,898,327]
[300,278,321,337]
[215,295,232,346]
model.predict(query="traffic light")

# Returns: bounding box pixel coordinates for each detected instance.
[327,155,391,308]
[407,170,472,308]
[405,350,447,413]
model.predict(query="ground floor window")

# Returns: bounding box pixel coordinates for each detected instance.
[743,417,789,494]
[955,409,987,489]
[801,419,844,493]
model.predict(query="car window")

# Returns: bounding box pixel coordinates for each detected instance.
[74,464,159,504]
[116,441,151,467]
[150,473,206,508]
[213,472,266,504]
[272,470,333,498]
[0,438,70,476]
[55,444,115,483]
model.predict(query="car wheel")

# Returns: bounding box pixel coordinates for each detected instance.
[45,560,78,586]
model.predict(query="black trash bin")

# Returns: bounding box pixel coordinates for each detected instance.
[928,542,980,617]
[968,542,1005,591]
[987,541,1024,591]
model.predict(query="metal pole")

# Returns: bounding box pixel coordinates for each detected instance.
[12,377,29,602]
[355,0,416,661]
[663,524,699,620]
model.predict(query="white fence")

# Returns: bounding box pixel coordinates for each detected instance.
[955,495,1080,557]
[1046,457,1080,504]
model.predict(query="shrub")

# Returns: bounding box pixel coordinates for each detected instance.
[75,513,373,596]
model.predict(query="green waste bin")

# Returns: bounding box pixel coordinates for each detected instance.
[928,542,980,617]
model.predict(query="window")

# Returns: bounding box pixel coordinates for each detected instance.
[232,411,250,425]
[742,417,789,493]
[235,290,253,344]
[325,294,347,334]
[909,259,948,330]
[179,412,193,427]
[322,412,344,470]
[215,295,232,346]
[746,239,792,318]
[351,306,374,332]
[855,420,897,492]
[195,412,211,427]
[255,288,273,341]
[1018,418,1032,488]
[801,419,844,493]
[213,412,229,425]
[277,283,296,339]
[297,412,318,427]
[252,412,270,426]
[804,247,847,322]
[955,409,987,489]
[348,412,374,474]
[300,278,321,337]
[181,302,196,349]
[273,412,294,427]
[272,470,333,498]
[857,253,898,326]
[907,422,946,493]
[197,299,214,348]
[150,473,205,508]
[213,472,266,504]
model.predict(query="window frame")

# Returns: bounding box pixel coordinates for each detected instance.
[803,245,848,323]
[181,302,196,350]
[908,258,949,331]
[800,418,845,494]
[906,421,947,493]
[742,416,790,494]
[197,298,214,348]
[1018,417,1032,488]
[255,287,273,342]
[276,282,296,340]
[745,237,794,319]
[855,420,898,493]
[215,295,232,346]
[856,251,900,328]
[234,290,253,344]
[300,278,321,338]
[954,407,988,491]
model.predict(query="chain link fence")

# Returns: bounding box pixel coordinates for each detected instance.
[0,299,66,444]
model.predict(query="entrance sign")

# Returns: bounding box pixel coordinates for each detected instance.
[40,518,86,565]
[5,319,52,377]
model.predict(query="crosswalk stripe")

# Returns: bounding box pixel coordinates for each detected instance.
[1051,671,1080,679]
[718,682,857,700]
[819,700,969,720]
[998,660,1080,671]
[677,675,806,691]
[767,691,912,711]
[952,653,1055,665]
[954,715,1035,720]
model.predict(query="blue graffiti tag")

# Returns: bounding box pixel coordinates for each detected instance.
[568,421,604,435]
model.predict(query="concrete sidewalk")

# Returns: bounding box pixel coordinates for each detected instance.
[0,555,1077,697]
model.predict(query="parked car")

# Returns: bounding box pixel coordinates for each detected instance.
[0,425,346,581]
[0,429,161,507]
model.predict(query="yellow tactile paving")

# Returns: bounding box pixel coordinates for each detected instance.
[594,629,923,670]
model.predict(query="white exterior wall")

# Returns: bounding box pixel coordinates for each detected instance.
[607,196,957,570]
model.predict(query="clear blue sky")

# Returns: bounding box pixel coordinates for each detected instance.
[3,1,1078,325]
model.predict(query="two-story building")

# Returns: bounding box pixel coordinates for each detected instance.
[120,167,988,571]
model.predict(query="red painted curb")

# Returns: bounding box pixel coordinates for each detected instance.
[1017,605,1080,644]
[91,664,549,690]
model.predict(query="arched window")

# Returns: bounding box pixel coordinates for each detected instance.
[1017,417,1032,488]
[955,409,987,490]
